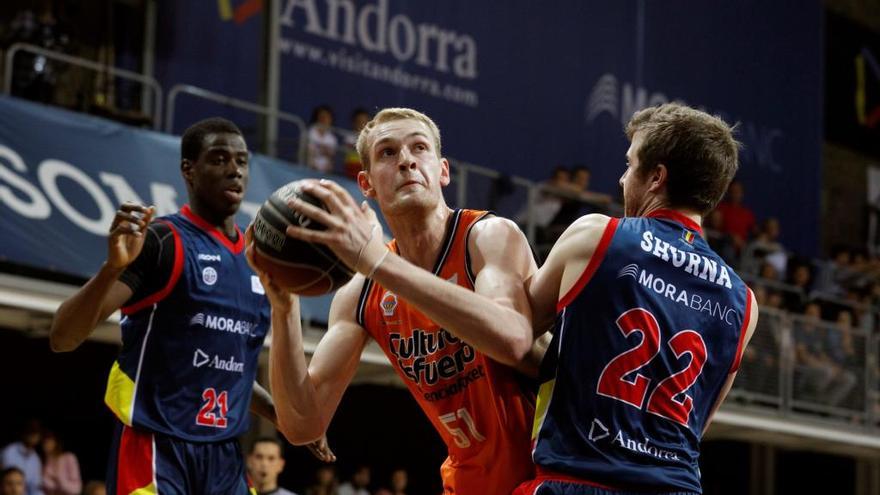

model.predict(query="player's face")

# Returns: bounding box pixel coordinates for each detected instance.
[359,119,450,215]
[184,132,249,218]
[620,131,650,217]
[247,443,284,486]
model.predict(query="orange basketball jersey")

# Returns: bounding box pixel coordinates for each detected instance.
[357,209,535,495]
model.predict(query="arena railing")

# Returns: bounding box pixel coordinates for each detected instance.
[2,42,163,130]
[165,84,308,162]
[729,305,880,431]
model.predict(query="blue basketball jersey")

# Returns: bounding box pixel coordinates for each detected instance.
[105,205,271,442]
[531,211,752,493]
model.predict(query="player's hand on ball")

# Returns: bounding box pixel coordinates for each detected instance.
[107,202,155,269]
[306,435,336,463]
[244,226,297,309]
[285,179,387,276]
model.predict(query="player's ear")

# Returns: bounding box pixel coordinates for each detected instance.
[439,158,451,187]
[357,170,376,198]
[181,159,194,186]
[648,163,668,193]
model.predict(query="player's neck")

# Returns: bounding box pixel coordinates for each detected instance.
[387,205,454,271]
[188,200,237,239]
[640,202,702,228]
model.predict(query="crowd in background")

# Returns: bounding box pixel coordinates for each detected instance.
[0,421,411,495]
[702,181,880,419]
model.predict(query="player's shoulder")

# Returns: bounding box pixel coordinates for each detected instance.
[467,214,522,242]
[559,214,615,247]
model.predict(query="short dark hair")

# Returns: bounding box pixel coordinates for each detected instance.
[1,467,24,481]
[249,436,283,456]
[310,104,334,125]
[181,118,243,161]
[351,107,370,120]
[626,103,740,215]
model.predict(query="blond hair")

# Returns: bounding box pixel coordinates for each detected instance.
[355,108,442,170]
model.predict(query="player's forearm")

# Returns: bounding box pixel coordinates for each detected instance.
[50,262,124,352]
[250,381,277,426]
[268,300,327,443]
[371,254,533,366]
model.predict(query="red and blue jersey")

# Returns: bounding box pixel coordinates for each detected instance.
[530,211,752,493]
[104,205,271,442]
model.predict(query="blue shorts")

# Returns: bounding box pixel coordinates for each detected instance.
[514,472,699,495]
[106,421,254,495]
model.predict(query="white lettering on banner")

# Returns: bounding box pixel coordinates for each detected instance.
[149,182,180,216]
[39,159,115,236]
[100,172,146,205]
[585,73,783,173]
[0,145,50,219]
[280,0,477,79]
[0,145,260,237]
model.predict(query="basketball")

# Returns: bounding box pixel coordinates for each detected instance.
[251,180,354,295]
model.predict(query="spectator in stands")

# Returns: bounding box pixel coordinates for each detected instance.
[1,419,43,495]
[1,468,26,495]
[704,209,737,265]
[81,481,105,495]
[826,309,859,407]
[1,1,70,105]
[307,104,338,173]
[247,437,297,495]
[305,466,338,495]
[816,246,855,296]
[784,263,813,312]
[758,261,780,281]
[39,431,79,495]
[375,468,408,495]
[342,108,371,180]
[390,468,408,495]
[738,286,781,395]
[551,165,612,229]
[794,302,835,401]
[716,180,755,254]
[741,218,787,276]
[515,166,570,243]
[337,465,369,495]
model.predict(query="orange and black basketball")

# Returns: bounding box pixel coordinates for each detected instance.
[251,180,353,295]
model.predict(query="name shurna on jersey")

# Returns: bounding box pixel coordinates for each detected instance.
[639,230,732,289]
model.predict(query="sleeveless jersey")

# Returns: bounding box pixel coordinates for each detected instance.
[357,209,535,495]
[104,205,271,442]
[531,210,752,493]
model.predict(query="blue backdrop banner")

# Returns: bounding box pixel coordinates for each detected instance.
[155,0,822,254]
[0,96,353,321]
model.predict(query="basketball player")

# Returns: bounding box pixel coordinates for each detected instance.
[514,103,759,494]
[249,108,538,494]
[49,118,330,495]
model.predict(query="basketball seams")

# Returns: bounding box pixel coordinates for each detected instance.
[262,199,354,271]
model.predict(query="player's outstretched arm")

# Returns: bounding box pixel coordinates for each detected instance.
[247,223,370,445]
[250,381,277,425]
[50,203,155,352]
[267,275,370,445]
